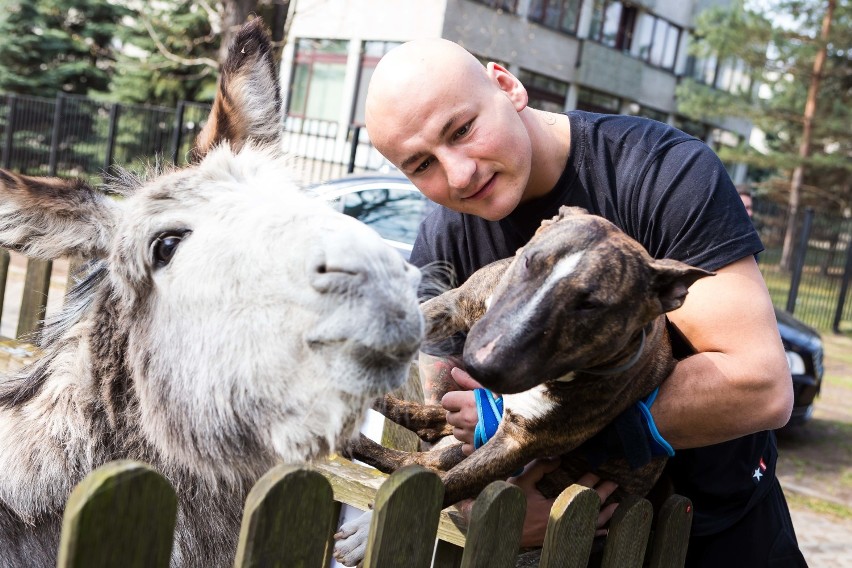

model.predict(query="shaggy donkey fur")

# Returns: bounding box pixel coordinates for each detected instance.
[0,20,423,567]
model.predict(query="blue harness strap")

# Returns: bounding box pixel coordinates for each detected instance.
[473,388,504,449]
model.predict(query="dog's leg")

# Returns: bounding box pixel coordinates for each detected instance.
[372,394,452,443]
[346,433,467,474]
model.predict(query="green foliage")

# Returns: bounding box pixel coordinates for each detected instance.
[0,0,129,96]
[677,0,851,213]
[109,1,220,106]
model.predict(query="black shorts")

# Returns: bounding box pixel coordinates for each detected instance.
[685,479,808,567]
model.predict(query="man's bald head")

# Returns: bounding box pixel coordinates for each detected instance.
[365,39,493,146]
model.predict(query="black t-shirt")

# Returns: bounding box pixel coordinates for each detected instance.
[410,111,776,535]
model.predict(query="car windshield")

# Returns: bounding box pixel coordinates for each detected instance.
[339,187,427,246]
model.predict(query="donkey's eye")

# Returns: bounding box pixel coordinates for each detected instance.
[151,230,191,268]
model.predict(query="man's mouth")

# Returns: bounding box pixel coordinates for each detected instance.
[463,174,496,201]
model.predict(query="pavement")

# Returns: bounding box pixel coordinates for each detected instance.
[790,504,852,567]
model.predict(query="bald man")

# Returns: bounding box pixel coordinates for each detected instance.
[365,39,806,567]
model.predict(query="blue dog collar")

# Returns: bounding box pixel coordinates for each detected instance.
[638,387,675,457]
[473,388,503,449]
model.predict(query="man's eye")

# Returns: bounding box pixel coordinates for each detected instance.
[454,122,471,139]
[415,158,432,173]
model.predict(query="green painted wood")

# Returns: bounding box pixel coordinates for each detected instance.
[363,465,444,568]
[0,249,9,331]
[460,481,525,568]
[322,501,344,567]
[57,460,177,568]
[235,464,335,568]
[647,495,693,568]
[539,484,599,568]
[433,540,464,568]
[17,258,51,339]
[600,496,653,568]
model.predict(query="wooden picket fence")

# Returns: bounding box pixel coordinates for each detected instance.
[55,455,692,568]
[1,252,694,567]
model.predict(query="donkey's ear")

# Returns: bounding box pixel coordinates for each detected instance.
[649,258,715,313]
[0,169,118,260]
[191,18,282,162]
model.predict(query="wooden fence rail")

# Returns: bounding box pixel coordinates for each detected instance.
[55,457,692,568]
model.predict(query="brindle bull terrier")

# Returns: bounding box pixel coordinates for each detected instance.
[335,206,712,565]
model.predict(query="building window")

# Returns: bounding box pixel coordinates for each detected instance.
[590,1,636,51]
[470,0,518,12]
[288,38,349,122]
[576,86,620,114]
[352,41,401,125]
[592,1,681,71]
[518,69,569,113]
[528,0,584,35]
[685,39,753,96]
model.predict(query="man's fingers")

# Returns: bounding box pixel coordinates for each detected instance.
[597,502,618,528]
[575,472,601,489]
[450,367,484,390]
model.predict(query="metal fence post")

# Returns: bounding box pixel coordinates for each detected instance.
[48,93,66,176]
[103,103,121,173]
[170,101,186,165]
[786,207,815,315]
[832,232,852,333]
[347,125,360,174]
[2,93,17,169]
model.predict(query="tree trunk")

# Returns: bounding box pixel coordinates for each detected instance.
[780,0,835,270]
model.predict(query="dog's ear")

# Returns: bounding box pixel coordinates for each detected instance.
[535,206,590,235]
[649,259,714,313]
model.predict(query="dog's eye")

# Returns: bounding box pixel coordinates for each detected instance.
[151,230,192,268]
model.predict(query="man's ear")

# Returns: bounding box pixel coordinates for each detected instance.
[486,62,528,111]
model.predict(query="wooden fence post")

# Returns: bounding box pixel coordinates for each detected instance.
[234,464,335,568]
[363,465,444,568]
[647,494,693,568]
[600,496,653,568]
[459,480,526,568]
[539,484,599,568]
[16,258,52,340]
[57,460,177,568]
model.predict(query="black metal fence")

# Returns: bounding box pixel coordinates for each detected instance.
[1,91,850,332]
[0,93,384,188]
[754,198,852,333]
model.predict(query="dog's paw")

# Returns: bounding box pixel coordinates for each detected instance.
[333,509,373,567]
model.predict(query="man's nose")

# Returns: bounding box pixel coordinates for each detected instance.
[443,151,475,191]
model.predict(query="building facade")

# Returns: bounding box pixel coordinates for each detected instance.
[280,0,752,181]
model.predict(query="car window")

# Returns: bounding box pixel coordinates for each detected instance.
[340,187,427,246]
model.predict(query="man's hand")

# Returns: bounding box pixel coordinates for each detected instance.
[440,367,483,455]
[506,460,618,547]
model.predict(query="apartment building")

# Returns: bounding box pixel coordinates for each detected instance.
[280,0,753,181]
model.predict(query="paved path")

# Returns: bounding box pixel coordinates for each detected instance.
[790,504,852,567]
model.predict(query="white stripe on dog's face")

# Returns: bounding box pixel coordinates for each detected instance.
[508,250,584,331]
[502,384,557,420]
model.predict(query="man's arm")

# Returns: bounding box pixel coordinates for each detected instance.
[653,255,793,448]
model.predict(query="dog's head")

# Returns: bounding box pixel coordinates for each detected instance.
[462,206,712,393]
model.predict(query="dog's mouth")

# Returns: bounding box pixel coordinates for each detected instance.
[420,330,467,358]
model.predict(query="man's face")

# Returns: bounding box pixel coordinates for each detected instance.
[367,64,533,222]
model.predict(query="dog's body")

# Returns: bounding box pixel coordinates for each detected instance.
[0,22,423,567]
[335,207,710,566]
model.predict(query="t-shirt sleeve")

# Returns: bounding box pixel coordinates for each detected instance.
[630,138,763,272]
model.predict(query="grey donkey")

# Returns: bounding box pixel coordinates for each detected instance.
[0,20,423,567]
[335,206,711,565]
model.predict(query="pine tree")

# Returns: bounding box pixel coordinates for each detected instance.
[0,0,128,96]
[676,0,851,218]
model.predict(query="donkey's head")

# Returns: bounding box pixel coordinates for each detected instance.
[462,206,711,393]
[0,20,423,477]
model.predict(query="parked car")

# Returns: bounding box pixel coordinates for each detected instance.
[312,173,824,426]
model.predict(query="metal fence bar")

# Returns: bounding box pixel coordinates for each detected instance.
[833,236,852,333]
[786,208,815,315]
